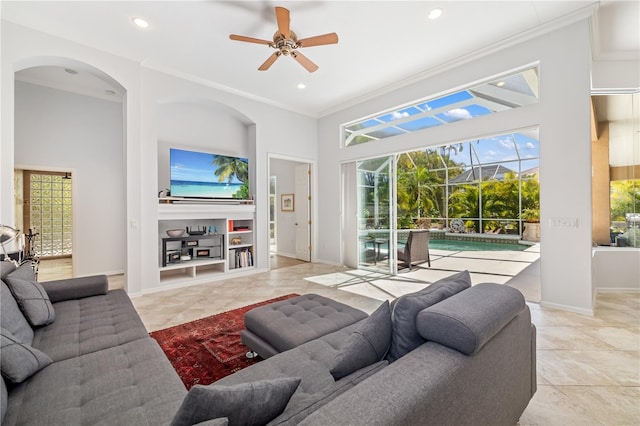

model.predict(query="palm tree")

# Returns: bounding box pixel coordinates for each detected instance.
[212,155,248,183]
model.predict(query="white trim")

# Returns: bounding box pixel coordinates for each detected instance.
[595,288,640,293]
[274,251,297,259]
[319,4,597,118]
[14,164,78,277]
[267,153,317,268]
[141,62,313,117]
[540,300,594,317]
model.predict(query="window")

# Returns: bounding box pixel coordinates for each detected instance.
[24,171,72,257]
[343,67,539,147]
[396,130,540,234]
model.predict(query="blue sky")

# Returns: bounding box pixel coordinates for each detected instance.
[445,132,539,169]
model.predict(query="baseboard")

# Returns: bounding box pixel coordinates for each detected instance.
[539,300,594,317]
[273,251,301,259]
[595,287,640,293]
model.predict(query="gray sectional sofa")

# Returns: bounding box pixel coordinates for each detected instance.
[0,261,187,425]
[1,261,536,426]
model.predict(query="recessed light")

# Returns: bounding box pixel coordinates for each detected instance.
[297,83,306,89]
[132,17,149,28]
[496,81,506,87]
[64,68,78,75]
[428,8,443,20]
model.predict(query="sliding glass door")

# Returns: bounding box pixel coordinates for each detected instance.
[357,157,396,274]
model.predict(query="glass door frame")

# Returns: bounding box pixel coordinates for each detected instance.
[356,156,397,275]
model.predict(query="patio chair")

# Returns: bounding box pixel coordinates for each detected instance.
[397,229,431,270]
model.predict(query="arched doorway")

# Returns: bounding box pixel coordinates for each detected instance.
[13,59,126,286]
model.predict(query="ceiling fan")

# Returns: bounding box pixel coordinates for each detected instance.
[229,6,338,73]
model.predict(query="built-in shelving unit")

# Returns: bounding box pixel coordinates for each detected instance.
[228,219,254,270]
[157,203,255,286]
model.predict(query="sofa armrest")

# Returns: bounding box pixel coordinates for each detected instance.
[41,275,109,302]
[416,283,525,355]
[300,304,535,426]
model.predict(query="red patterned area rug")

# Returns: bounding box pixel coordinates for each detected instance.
[150,293,299,390]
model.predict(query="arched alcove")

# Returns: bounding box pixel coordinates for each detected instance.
[156,98,256,196]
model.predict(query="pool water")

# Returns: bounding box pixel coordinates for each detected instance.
[429,239,528,251]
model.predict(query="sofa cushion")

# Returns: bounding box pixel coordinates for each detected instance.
[31,289,150,362]
[171,377,301,426]
[416,283,526,355]
[330,301,391,379]
[269,360,387,426]
[387,270,471,362]
[4,263,55,326]
[0,327,52,383]
[2,338,187,426]
[0,282,34,346]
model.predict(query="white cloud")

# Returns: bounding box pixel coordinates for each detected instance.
[444,108,472,120]
[498,138,514,149]
[391,111,410,119]
[524,142,536,150]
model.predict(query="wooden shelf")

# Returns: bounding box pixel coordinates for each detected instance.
[160,258,225,272]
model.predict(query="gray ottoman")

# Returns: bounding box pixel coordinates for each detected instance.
[242,294,368,359]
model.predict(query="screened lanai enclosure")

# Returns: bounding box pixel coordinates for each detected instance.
[357,130,540,273]
[350,66,541,273]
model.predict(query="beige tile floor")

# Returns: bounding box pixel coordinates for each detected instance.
[37,257,639,424]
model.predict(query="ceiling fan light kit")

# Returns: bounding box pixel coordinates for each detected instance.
[229,6,338,73]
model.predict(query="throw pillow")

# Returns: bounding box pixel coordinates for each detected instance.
[1,327,52,383]
[170,377,301,426]
[387,270,471,362]
[4,263,55,326]
[330,301,391,380]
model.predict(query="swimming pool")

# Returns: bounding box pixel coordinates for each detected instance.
[429,239,528,251]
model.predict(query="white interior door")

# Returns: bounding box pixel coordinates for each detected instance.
[294,164,311,261]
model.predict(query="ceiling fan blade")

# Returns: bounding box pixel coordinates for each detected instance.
[291,51,319,73]
[275,6,291,38]
[229,34,272,45]
[258,52,281,71]
[297,32,339,48]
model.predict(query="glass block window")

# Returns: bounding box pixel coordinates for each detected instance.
[343,66,539,147]
[26,171,72,257]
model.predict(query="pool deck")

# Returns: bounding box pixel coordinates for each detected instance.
[305,243,541,303]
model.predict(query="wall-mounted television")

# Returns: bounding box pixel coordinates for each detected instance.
[170,147,249,199]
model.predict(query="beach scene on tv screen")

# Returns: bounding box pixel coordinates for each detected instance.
[170,148,248,198]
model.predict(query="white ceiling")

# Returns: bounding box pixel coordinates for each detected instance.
[3,1,639,117]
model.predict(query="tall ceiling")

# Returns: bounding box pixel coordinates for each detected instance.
[3,1,639,117]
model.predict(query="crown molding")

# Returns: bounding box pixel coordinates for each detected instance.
[318,3,599,118]
[140,60,317,119]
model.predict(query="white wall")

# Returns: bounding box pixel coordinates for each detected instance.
[14,81,125,276]
[592,59,640,92]
[2,21,318,295]
[157,101,250,193]
[138,69,318,293]
[592,248,640,292]
[317,20,595,314]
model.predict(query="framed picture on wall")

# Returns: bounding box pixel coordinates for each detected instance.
[281,193,294,212]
